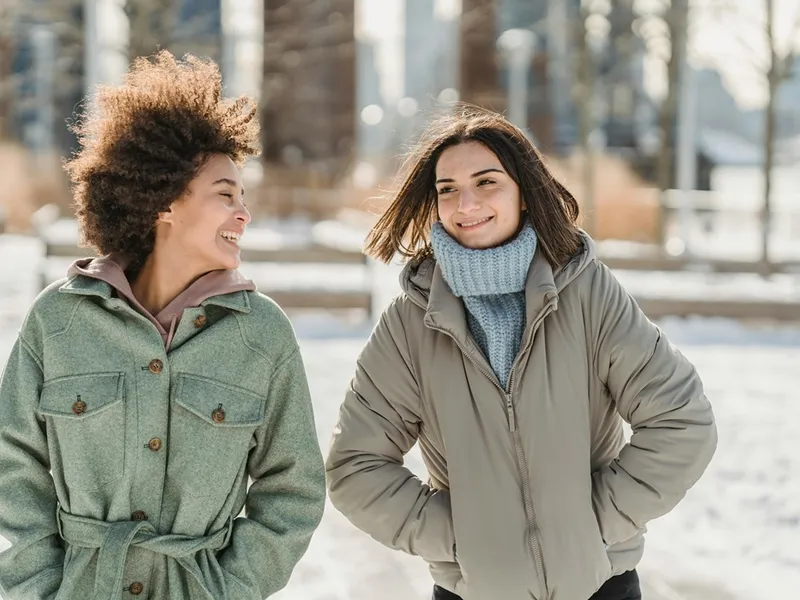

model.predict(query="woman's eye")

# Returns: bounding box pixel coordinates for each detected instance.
[477,179,495,186]
[437,187,454,195]
[220,193,234,203]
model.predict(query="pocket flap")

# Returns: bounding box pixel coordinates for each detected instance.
[174,374,265,427]
[39,372,124,419]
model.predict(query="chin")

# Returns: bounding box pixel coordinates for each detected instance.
[204,254,239,272]
[456,232,509,250]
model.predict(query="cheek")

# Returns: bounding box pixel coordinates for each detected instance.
[437,198,454,222]
[496,190,522,223]
[436,200,460,236]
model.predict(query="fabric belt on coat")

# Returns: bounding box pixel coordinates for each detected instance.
[56,506,233,600]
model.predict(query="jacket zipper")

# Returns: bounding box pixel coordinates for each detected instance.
[505,301,555,599]
[427,297,557,599]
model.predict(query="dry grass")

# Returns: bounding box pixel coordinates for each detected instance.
[0,143,71,232]
[548,152,660,243]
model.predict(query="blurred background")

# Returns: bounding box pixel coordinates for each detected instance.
[0,2,799,600]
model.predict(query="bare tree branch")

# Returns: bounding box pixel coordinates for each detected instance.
[779,2,800,77]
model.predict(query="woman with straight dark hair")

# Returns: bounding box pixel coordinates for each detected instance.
[326,106,717,600]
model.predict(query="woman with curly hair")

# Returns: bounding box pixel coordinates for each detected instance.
[0,51,325,600]
[325,106,717,600]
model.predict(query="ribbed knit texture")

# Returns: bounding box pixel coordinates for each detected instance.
[430,221,537,387]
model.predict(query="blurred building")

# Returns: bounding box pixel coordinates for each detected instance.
[695,68,749,140]
[171,0,223,62]
[459,0,505,114]
[356,37,386,157]
[261,0,356,186]
[460,0,585,153]
[599,0,643,149]
[775,57,800,140]
[402,0,459,135]
[495,0,554,149]
[8,1,86,155]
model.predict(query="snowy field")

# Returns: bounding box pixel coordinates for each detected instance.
[1,233,799,600]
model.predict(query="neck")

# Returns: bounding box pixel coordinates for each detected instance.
[130,251,206,315]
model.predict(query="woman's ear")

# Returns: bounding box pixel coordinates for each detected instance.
[156,206,174,224]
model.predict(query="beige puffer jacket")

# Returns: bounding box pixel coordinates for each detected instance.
[326,234,717,600]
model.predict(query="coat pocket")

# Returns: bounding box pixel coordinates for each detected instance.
[168,374,266,498]
[38,372,125,491]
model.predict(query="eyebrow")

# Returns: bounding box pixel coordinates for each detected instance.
[212,178,245,196]
[435,168,505,184]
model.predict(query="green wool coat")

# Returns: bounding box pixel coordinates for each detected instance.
[0,275,325,599]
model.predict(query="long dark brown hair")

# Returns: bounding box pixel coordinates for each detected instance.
[364,105,582,267]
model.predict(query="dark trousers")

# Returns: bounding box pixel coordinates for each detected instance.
[432,569,641,600]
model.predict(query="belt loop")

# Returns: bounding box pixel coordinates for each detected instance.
[222,515,234,548]
[55,503,65,540]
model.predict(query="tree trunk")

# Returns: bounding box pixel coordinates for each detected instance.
[0,34,14,140]
[761,0,777,268]
[575,6,595,235]
[656,0,688,246]
[761,74,778,269]
[125,0,176,62]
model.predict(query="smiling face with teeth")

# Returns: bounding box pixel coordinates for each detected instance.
[155,153,250,274]
[435,141,524,249]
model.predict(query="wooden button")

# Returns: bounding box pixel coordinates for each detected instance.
[148,359,163,374]
[211,405,226,423]
[131,510,148,522]
[148,438,162,452]
[193,315,206,328]
[72,400,87,415]
[128,582,144,595]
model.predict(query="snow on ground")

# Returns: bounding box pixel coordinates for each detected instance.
[1,233,799,600]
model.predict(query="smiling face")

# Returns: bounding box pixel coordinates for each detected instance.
[434,141,523,249]
[156,153,250,272]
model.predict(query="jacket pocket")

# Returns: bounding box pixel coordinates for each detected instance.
[591,494,615,579]
[169,374,266,498]
[38,372,125,491]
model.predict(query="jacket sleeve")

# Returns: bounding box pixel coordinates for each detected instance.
[325,303,456,563]
[0,335,64,600]
[217,346,326,599]
[588,263,717,546]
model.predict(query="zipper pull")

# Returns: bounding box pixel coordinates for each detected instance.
[505,393,517,432]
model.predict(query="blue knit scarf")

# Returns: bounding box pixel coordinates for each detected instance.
[430,221,538,387]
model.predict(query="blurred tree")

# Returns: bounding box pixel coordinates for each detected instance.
[705,0,800,265]
[573,1,602,235]
[260,0,356,195]
[124,0,221,63]
[460,0,504,111]
[633,0,687,245]
[603,0,638,148]
[2,0,85,152]
[0,0,20,140]
[124,0,177,61]
[758,0,800,265]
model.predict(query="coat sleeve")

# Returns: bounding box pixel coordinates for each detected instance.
[325,302,456,563]
[587,262,717,546]
[0,335,64,600]
[217,346,326,599]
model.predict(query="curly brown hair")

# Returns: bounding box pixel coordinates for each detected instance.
[63,51,260,268]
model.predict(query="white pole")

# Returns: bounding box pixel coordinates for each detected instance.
[84,0,99,102]
[497,28,536,132]
[547,0,571,149]
[31,25,56,157]
[675,42,697,255]
[220,0,237,93]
